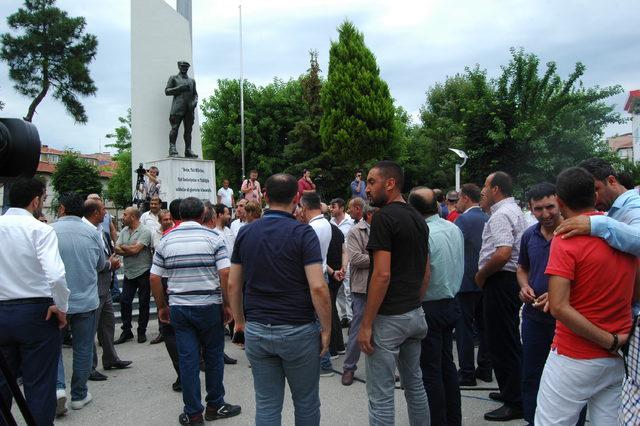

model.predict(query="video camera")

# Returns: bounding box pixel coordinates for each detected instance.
[135,163,146,177]
[0,118,41,182]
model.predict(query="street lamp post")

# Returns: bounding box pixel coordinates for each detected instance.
[448,148,468,192]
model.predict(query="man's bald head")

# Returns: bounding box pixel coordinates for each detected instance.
[87,193,101,202]
[125,206,140,219]
[408,187,439,217]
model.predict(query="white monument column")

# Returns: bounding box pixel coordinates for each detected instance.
[131,0,215,203]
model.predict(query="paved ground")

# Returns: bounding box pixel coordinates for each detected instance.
[16,323,527,425]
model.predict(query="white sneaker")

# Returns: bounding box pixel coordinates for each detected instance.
[56,389,67,417]
[70,392,92,410]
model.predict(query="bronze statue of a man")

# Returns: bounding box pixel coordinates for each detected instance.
[165,61,198,158]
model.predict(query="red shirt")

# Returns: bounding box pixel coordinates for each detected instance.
[544,212,635,359]
[446,210,460,222]
[296,178,315,203]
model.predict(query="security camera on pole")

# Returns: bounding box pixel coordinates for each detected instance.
[448,148,468,192]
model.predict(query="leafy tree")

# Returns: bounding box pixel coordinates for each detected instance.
[105,108,132,154]
[320,20,397,192]
[201,78,306,188]
[419,49,624,195]
[0,0,98,123]
[50,151,102,210]
[107,150,132,209]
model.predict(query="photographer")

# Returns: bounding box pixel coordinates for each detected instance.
[137,165,161,200]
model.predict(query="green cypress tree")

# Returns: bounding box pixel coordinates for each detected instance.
[320,20,397,189]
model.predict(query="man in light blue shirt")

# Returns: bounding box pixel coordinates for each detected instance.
[554,158,640,423]
[52,192,104,411]
[409,187,464,426]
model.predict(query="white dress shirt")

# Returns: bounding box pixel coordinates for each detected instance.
[0,208,70,312]
[308,214,332,273]
[230,219,246,237]
[331,213,355,237]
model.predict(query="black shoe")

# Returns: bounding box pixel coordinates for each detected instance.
[149,334,164,345]
[88,371,107,381]
[137,333,147,344]
[476,368,493,383]
[459,376,477,387]
[178,412,203,425]
[205,403,241,421]
[484,404,524,421]
[104,360,132,370]
[224,353,237,365]
[114,331,133,345]
[489,392,505,402]
[62,336,73,348]
[340,318,351,328]
[172,378,182,392]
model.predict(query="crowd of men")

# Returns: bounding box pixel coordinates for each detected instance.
[0,157,639,426]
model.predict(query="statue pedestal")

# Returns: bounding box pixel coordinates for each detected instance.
[146,157,216,203]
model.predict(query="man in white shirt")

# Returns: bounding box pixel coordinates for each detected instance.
[140,196,162,248]
[217,179,235,210]
[230,199,248,237]
[214,203,236,255]
[0,178,70,424]
[300,192,334,376]
[330,198,355,325]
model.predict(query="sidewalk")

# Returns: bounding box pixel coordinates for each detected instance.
[36,323,526,425]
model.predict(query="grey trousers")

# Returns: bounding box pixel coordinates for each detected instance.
[343,293,366,372]
[92,294,120,369]
[365,307,430,426]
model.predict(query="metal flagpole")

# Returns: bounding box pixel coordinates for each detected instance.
[239,4,245,181]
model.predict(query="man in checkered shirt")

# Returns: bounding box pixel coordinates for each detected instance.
[555,158,640,424]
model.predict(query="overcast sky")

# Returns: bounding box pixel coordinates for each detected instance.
[0,0,638,155]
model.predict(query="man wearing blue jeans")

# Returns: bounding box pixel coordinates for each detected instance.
[52,192,105,412]
[151,197,241,426]
[228,174,332,425]
[358,161,431,426]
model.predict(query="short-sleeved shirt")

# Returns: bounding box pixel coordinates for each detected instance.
[117,224,153,279]
[424,215,464,301]
[518,223,555,324]
[308,214,332,273]
[367,202,429,315]
[479,197,526,272]
[231,209,323,325]
[217,187,234,208]
[545,213,635,359]
[350,179,367,199]
[151,221,230,306]
[241,179,261,203]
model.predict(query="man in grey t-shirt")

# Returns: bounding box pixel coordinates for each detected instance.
[115,206,153,344]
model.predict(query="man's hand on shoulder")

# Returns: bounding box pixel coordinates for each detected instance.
[554,215,590,239]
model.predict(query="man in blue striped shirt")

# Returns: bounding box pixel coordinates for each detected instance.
[150,197,241,426]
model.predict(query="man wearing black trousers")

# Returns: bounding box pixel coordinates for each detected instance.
[454,184,492,386]
[475,172,527,421]
[326,223,347,357]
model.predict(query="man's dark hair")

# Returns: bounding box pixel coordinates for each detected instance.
[330,198,345,209]
[59,192,84,217]
[556,167,595,211]
[179,197,205,220]
[249,169,258,175]
[489,171,513,197]
[460,183,481,203]
[83,199,101,218]
[300,192,322,210]
[8,177,45,208]
[265,173,297,205]
[408,187,439,216]
[526,182,557,203]
[169,199,182,220]
[372,160,404,190]
[617,172,635,190]
[578,158,616,182]
[213,203,227,217]
[434,189,446,203]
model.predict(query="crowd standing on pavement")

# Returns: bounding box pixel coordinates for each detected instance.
[1,157,640,426]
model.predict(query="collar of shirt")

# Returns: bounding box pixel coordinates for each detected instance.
[490,197,516,215]
[331,214,352,226]
[608,189,639,217]
[82,216,98,230]
[463,205,481,214]
[425,214,440,224]
[309,213,325,224]
[4,207,35,217]
[263,209,295,220]
[58,215,83,224]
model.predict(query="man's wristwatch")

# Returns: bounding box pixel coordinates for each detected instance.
[608,333,619,352]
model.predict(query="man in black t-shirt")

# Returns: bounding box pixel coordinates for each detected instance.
[357,161,431,425]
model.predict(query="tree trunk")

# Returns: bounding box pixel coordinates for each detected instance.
[24,82,49,122]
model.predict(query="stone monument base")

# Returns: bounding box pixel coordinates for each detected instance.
[146,157,216,203]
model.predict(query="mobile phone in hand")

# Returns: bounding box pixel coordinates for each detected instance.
[232,330,245,345]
